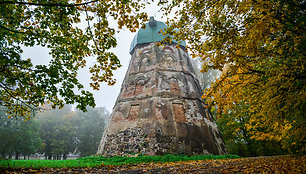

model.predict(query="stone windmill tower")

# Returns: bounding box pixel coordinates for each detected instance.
[97,17,226,156]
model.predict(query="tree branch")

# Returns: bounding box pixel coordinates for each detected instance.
[248,69,306,79]
[0,82,36,111]
[0,0,98,7]
[0,25,25,34]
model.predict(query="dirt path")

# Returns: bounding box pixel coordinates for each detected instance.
[2,155,305,173]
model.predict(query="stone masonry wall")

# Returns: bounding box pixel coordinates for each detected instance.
[97,43,226,156]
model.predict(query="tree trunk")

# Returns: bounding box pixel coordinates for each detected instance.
[1,151,5,159]
[1,143,9,159]
[15,152,19,160]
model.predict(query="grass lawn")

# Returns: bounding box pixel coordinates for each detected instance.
[0,154,239,169]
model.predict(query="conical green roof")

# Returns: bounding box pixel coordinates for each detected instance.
[129,17,186,54]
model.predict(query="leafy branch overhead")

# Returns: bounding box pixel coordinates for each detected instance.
[0,0,148,119]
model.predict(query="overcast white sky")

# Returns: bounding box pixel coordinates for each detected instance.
[21,2,168,112]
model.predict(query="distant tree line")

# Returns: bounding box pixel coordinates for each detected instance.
[0,106,109,159]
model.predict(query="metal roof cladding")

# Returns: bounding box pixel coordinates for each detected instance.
[129,17,187,54]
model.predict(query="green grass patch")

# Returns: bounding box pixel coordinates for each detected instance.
[0,159,100,169]
[78,154,240,165]
[0,154,239,169]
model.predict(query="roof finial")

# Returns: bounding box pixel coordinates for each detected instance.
[149,16,156,27]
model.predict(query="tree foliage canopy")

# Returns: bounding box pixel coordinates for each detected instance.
[162,0,305,152]
[0,105,109,159]
[37,105,108,159]
[0,108,41,159]
[0,0,147,119]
